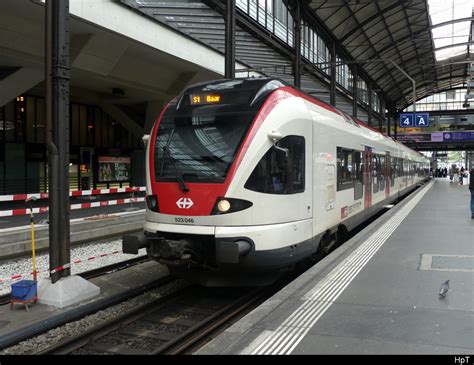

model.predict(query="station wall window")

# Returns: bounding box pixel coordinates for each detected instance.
[5,101,14,142]
[15,96,25,142]
[245,135,305,194]
[102,114,109,147]
[94,107,102,148]
[109,121,115,147]
[71,104,79,146]
[0,105,4,143]
[87,106,95,146]
[36,98,45,144]
[26,97,35,143]
[79,105,87,146]
[1,95,140,151]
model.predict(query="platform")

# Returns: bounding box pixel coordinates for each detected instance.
[197,179,474,355]
[0,208,145,259]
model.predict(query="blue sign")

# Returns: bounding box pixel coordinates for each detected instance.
[399,113,414,127]
[399,113,430,128]
[415,113,429,127]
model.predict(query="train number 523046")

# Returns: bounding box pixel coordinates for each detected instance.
[174,217,195,223]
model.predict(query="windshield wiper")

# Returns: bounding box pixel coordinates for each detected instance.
[162,145,189,192]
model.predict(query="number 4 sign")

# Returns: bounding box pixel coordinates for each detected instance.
[399,113,414,127]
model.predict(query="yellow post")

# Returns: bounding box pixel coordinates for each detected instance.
[26,198,37,281]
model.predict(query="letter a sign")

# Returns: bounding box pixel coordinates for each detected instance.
[415,113,429,127]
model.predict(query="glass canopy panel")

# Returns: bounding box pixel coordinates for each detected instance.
[427,0,472,61]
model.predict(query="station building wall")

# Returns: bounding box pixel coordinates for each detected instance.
[0,95,144,194]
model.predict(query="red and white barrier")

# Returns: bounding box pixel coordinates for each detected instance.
[0,186,145,202]
[0,250,123,285]
[0,197,145,217]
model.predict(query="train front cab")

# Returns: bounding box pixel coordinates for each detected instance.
[124,79,316,285]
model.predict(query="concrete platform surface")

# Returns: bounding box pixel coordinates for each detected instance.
[197,179,474,355]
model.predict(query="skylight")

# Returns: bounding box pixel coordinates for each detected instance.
[427,0,472,61]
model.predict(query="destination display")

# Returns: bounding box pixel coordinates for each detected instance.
[190,94,222,105]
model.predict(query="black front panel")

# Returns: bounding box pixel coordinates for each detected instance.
[154,78,285,183]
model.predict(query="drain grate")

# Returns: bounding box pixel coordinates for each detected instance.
[420,254,474,272]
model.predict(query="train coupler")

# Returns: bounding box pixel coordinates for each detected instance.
[148,238,197,266]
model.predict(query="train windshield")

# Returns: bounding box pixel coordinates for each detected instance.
[154,78,284,183]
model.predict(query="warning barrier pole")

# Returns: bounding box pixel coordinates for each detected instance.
[27,197,38,281]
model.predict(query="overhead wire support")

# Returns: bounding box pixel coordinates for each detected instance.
[311,58,416,114]
[225,0,235,79]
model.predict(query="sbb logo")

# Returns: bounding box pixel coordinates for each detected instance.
[176,197,194,209]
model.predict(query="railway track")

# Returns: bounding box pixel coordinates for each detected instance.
[36,274,287,355]
[36,285,270,355]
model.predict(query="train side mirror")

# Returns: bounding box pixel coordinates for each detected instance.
[268,130,283,143]
[267,131,288,158]
[142,134,150,147]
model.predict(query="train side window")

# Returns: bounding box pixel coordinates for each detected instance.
[390,157,396,187]
[244,135,305,194]
[354,151,363,200]
[337,147,354,191]
[379,155,385,192]
[373,155,379,193]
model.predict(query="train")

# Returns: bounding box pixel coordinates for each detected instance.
[123,77,430,286]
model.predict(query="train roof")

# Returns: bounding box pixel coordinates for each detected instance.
[180,77,428,161]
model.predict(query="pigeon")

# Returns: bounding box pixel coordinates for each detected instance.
[438,280,450,298]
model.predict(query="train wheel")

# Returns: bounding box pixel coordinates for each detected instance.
[311,231,334,262]
[336,225,349,246]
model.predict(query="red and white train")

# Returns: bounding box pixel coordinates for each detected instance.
[123,77,429,286]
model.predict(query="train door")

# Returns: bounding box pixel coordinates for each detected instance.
[385,152,390,198]
[363,147,373,209]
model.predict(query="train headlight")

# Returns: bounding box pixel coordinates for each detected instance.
[211,197,253,215]
[146,195,159,212]
[217,199,231,213]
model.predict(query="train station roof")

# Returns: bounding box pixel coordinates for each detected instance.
[306,0,473,111]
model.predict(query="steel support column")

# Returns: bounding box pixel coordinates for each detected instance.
[394,110,398,140]
[330,42,336,106]
[379,97,384,132]
[225,0,235,79]
[367,82,372,127]
[352,66,358,118]
[46,0,71,283]
[387,113,392,137]
[293,0,301,89]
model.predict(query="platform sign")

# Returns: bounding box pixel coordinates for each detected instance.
[415,113,429,127]
[399,113,414,127]
[399,113,430,128]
